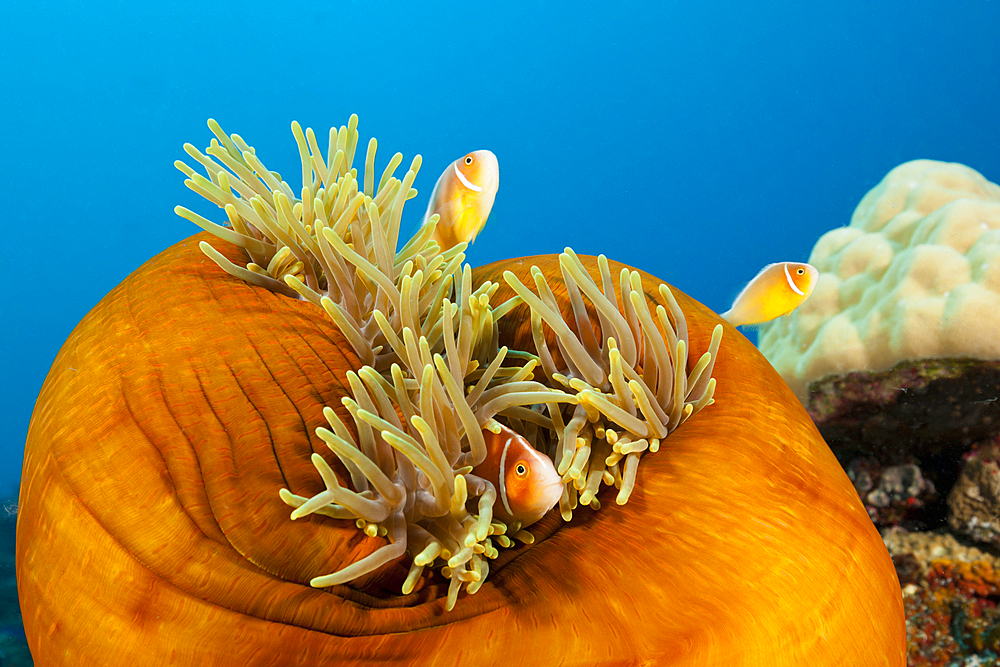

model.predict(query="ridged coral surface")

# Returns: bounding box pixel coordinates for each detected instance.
[759,160,1000,399]
[17,234,904,665]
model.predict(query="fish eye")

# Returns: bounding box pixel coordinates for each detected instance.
[796,268,805,275]
[464,155,474,166]
[515,463,528,478]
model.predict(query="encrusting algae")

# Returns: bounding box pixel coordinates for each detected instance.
[175,114,723,609]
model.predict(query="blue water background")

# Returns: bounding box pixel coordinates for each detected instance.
[1,1,998,494]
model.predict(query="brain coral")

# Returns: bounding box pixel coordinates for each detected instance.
[759,160,1000,399]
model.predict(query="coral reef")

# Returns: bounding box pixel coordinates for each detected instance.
[898,556,1000,666]
[803,358,1000,529]
[884,529,1000,665]
[758,160,1000,400]
[909,560,1000,666]
[809,339,1000,663]
[883,527,1000,572]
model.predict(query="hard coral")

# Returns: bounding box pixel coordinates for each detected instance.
[759,160,1000,400]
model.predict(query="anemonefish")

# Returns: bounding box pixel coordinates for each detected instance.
[721,262,819,328]
[422,150,499,251]
[471,423,562,527]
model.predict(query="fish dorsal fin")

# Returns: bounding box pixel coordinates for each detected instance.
[421,166,449,227]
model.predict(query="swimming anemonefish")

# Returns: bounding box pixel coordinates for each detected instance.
[471,423,562,527]
[720,262,819,328]
[422,150,499,251]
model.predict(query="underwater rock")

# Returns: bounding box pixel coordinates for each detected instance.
[806,357,1000,528]
[767,159,1000,664]
[848,459,937,525]
[948,444,1000,547]
[818,357,1000,662]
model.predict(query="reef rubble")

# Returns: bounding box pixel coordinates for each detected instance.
[806,358,1000,666]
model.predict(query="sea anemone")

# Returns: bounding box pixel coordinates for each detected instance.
[15,115,906,665]
[276,278,577,609]
[173,115,725,608]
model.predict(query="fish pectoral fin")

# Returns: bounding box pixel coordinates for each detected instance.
[433,199,464,228]
[454,205,487,240]
[467,212,489,242]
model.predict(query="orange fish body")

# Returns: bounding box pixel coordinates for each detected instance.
[721,261,819,327]
[471,423,562,527]
[422,150,499,251]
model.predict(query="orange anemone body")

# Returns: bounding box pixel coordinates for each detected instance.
[17,233,905,666]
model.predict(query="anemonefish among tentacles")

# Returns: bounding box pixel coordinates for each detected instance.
[471,423,562,527]
[721,262,819,328]
[422,150,499,251]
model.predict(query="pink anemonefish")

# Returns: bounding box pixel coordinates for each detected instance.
[422,150,499,251]
[721,262,819,328]
[471,423,562,527]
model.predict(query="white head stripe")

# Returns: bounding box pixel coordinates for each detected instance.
[784,264,805,296]
[454,163,483,192]
[498,437,514,516]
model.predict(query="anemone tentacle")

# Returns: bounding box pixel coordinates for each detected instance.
[175,115,725,607]
[174,115,469,373]
[279,287,576,608]
[504,248,724,516]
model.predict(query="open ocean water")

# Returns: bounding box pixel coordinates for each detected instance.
[2,1,998,664]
